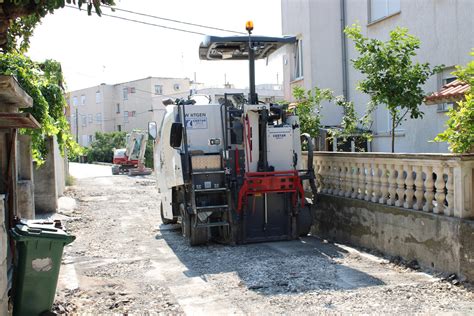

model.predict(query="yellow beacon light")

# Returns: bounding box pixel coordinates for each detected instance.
[246,20,254,33]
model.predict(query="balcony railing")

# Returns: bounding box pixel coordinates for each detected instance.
[303,152,474,219]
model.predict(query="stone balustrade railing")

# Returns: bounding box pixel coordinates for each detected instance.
[302,152,474,219]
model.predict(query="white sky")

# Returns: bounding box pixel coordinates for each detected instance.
[27,0,284,92]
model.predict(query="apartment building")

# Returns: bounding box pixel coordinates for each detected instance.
[67,77,190,146]
[281,0,473,153]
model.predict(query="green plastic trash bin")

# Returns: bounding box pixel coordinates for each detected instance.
[10,220,75,316]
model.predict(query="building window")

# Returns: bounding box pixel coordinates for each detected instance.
[95,91,101,104]
[116,103,120,114]
[123,88,128,100]
[155,85,163,95]
[96,113,102,123]
[437,77,456,113]
[82,135,89,146]
[124,111,129,123]
[174,83,180,91]
[70,113,75,128]
[130,87,136,94]
[72,96,78,106]
[294,39,303,80]
[370,0,400,23]
[80,95,86,105]
[117,124,122,132]
[88,135,94,144]
[131,110,136,117]
[88,114,93,123]
[81,115,87,127]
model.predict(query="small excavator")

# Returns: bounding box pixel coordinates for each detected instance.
[111,130,152,176]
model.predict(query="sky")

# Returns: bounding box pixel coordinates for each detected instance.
[27,0,284,92]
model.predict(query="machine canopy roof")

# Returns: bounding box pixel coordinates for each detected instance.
[199,35,297,61]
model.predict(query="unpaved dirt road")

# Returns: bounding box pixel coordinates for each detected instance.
[54,162,474,314]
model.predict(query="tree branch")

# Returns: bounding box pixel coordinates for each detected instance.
[394,109,410,128]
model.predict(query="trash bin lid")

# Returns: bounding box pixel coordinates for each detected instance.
[12,220,75,243]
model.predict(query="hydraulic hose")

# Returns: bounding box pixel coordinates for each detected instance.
[300,133,318,203]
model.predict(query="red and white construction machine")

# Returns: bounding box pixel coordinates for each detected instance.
[148,22,317,245]
[111,130,152,176]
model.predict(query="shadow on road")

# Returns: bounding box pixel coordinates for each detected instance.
[157,224,384,295]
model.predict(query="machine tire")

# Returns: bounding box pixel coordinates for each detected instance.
[161,203,177,225]
[180,204,191,238]
[297,201,313,237]
[189,215,208,246]
[111,166,120,175]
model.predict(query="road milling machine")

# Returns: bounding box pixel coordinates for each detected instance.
[149,23,317,245]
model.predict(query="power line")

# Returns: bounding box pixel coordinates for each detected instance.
[65,5,207,36]
[102,5,246,35]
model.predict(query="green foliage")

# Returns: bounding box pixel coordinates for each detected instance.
[328,95,373,142]
[292,86,333,137]
[65,174,75,186]
[5,14,38,53]
[1,0,115,52]
[345,23,443,152]
[0,52,82,163]
[86,131,126,163]
[435,51,474,153]
[292,86,374,147]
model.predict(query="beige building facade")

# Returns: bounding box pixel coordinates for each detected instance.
[281,0,473,153]
[68,77,191,146]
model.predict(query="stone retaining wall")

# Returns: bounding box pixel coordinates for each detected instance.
[313,194,474,281]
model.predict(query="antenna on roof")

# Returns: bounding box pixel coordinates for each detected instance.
[246,21,258,104]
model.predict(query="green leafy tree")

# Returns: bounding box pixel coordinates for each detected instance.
[86,131,126,163]
[0,0,115,52]
[434,51,474,153]
[0,52,82,162]
[292,86,333,138]
[328,95,374,144]
[345,24,443,152]
[292,87,374,151]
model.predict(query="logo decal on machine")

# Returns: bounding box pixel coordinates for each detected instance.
[270,132,288,140]
[185,112,208,129]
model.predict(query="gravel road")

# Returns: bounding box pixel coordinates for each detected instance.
[53,162,474,315]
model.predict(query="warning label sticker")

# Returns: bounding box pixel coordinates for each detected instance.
[185,112,208,129]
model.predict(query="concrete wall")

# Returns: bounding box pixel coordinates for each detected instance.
[0,194,8,315]
[54,136,65,198]
[34,136,65,214]
[313,194,474,281]
[281,0,474,153]
[16,135,35,219]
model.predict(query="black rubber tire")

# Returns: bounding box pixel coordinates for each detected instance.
[189,215,208,246]
[161,203,177,225]
[298,202,313,237]
[180,204,191,238]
